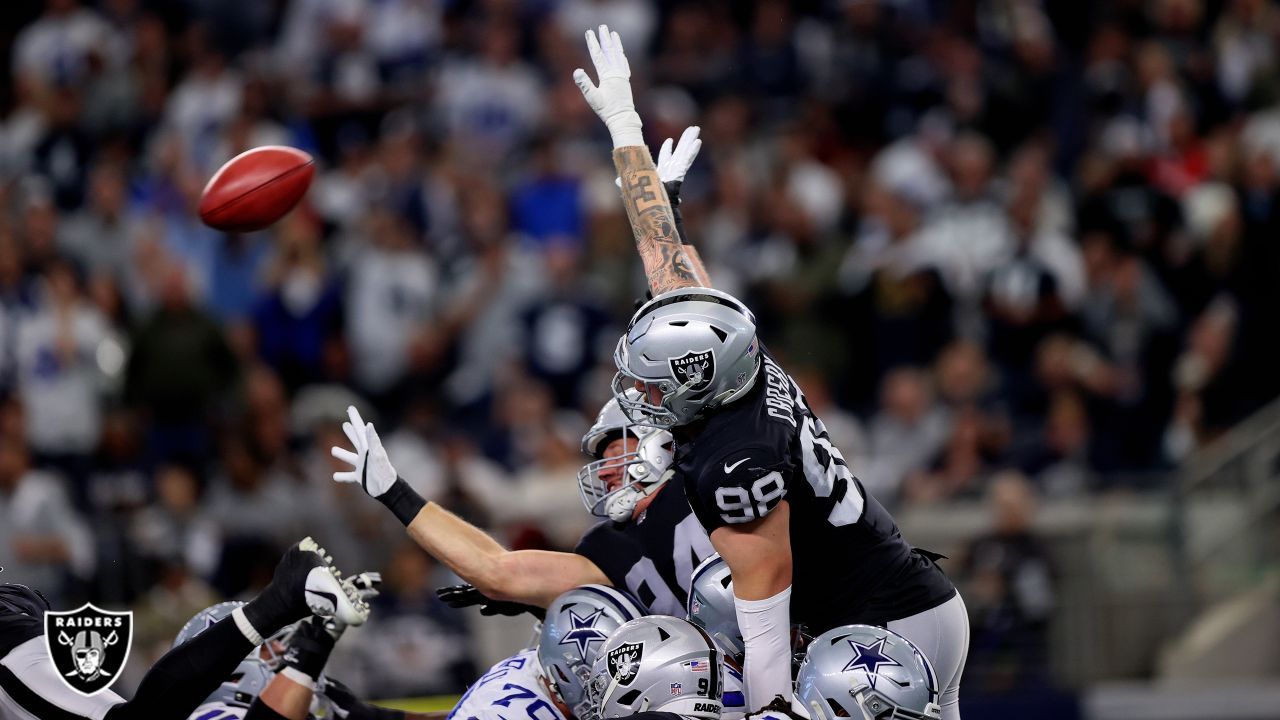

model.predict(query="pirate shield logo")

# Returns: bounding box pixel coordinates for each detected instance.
[669,350,715,392]
[45,603,133,696]
[606,642,645,687]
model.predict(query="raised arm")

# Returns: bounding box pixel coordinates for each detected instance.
[576,25,705,294]
[330,407,608,608]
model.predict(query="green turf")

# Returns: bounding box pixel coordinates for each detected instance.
[375,695,462,712]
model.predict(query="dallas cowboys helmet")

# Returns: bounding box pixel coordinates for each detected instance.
[578,392,676,522]
[613,288,761,428]
[586,615,724,720]
[795,625,941,720]
[538,585,645,719]
[175,601,295,709]
[686,554,744,664]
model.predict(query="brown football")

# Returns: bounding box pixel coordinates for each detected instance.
[198,146,315,233]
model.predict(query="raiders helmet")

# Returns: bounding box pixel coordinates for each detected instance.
[586,615,724,720]
[578,392,676,522]
[538,585,645,719]
[795,625,941,720]
[686,555,744,664]
[613,288,761,428]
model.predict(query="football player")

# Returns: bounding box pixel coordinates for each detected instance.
[448,585,642,720]
[0,538,369,720]
[174,575,405,720]
[573,25,968,720]
[330,389,715,616]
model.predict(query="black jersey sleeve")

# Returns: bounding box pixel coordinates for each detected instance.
[688,442,793,531]
[573,521,639,589]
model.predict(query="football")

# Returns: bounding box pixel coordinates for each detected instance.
[198,145,315,232]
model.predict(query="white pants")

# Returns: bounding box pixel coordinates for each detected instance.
[887,592,970,720]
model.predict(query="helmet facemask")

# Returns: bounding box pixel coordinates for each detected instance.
[577,422,674,522]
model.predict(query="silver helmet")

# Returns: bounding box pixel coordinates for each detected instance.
[587,615,724,720]
[795,625,941,720]
[174,601,291,709]
[578,392,676,522]
[613,288,761,428]
[686,554,743,664]
[538,585,645,719]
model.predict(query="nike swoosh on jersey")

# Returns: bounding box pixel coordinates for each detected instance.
[723,458,750,474]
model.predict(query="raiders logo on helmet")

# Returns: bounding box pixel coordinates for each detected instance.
[606,642,645,686]
[669,350,715,393]
[44,604,133,696]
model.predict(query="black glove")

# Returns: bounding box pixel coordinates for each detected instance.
[281,616,337,680]
[436,583,546,620]
[744,695,807,720]
[323,676,406,720]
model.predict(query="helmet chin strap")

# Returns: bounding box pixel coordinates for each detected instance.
[850,688,877,720]
[605,470,674,522]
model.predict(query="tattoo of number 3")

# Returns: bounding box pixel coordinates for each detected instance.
[715,472,786,523]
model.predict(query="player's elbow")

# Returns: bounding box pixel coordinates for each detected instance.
[472,552,523,601]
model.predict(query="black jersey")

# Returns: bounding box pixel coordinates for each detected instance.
[573,477,716,616]
[677,350,955,631]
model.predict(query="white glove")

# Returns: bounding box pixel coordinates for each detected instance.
[573,24,643,148]
[331,406,398,498]
[615,125,702,189]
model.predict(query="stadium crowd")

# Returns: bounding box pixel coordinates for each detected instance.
[0,0,1278,701]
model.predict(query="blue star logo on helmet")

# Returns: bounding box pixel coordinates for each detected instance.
[559,608,609,656]
[842,637,902,689]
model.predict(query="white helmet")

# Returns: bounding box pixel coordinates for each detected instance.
[577,392,676,522]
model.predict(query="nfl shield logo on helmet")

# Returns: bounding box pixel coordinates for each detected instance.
[671,682,683,696]
[45,604,133,696]
[669,350,715,392]
[606,641,644,686]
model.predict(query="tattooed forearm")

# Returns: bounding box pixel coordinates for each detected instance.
[614,146,704,294]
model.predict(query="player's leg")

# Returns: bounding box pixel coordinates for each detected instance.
[107,538,365,720]
[885,592,970,720]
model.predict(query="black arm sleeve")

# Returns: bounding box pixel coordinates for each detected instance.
[663,180,689,245]
[105,619,256,720]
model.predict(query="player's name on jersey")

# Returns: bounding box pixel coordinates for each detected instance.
[49,616,127,628]
[762,358,796,427]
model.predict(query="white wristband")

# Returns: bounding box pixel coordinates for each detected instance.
[231,607,264,646]
[607,111,644,149]
[281,666,317,691]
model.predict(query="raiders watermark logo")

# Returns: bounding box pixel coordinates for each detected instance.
[45,604,133,696]
[669,350,715,392]
[606,642,644,686]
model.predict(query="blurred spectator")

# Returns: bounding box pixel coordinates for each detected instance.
[0,434,95,606]
[254,213,342,391]
[961,472,1056,693]
[14,260,108,464]
[124,262,238,460]
[436,20,545,165]
[344,208,437,404]
[864,367,950,505]
[129,462,220,579]
[516,243,612,409]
